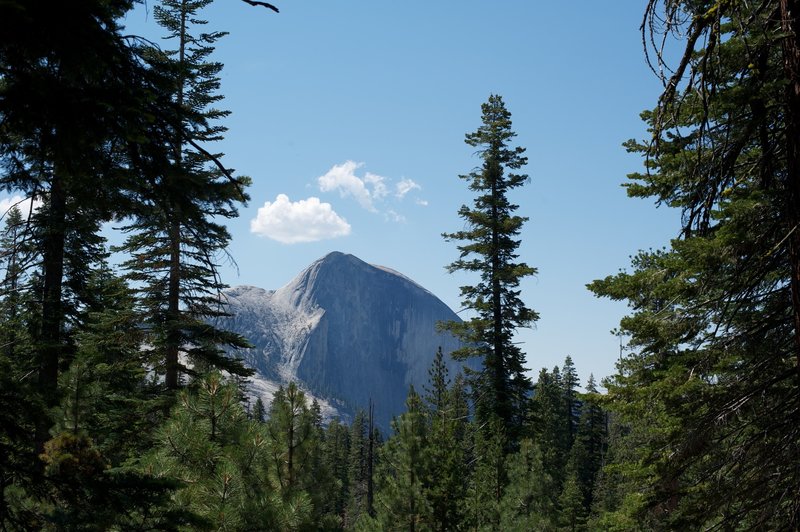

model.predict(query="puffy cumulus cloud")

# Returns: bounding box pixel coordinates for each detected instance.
[0,195,42,220]
[395,178,421,199]
[317,161,389,212]
[250,194,351,244]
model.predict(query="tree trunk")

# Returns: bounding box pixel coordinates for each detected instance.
[5,225,19,361]
[780,0,800,373]
[165,0,189,390]
[165,218,181,389]
[288,397,294,490]
[367,399,375,517]
[37,171,66,449]
[490,168,506,427]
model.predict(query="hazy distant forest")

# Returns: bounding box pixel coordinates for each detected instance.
[1,0,799,530]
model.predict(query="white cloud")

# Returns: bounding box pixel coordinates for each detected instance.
[250,194,351,244]
[385,210,406,223]
[0,195,42,221]
[317,161,389,212]
[316,161,425,222]
[395,178,421,199]
[365,172,388,201]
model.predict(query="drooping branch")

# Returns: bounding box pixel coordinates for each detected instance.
[239,0,279,13]
[185,137,249,200]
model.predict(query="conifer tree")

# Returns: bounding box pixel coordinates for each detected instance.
[265,383,317,497]
[0,0,275,524]
[561,355,580,445]
[0,206,35,364]
[252,396,267,423]
[372,387,433,532]
[305,400,342,528]
[38,429,202,530]
[346,409,370,527]
[141,372,278,529]
[44,272,183,530]
[575,374,606,510]
[423,347,450,413]
[424,352,470,530]
[323,417,351,523]
[498,438,557,531]
[558,468,588,532]
[119,0,252,389]
[0,0,182,452]
[530,367,569,492]
[442,94,537,443]
[0,221,42,529]
[0,207,39,474]
[465,416,506,530]
[590,0,800,526]
[587,414,641,531]
[51,270,162,462]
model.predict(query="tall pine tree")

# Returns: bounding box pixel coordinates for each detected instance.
[118,0,252,389]
[442,94,537,444]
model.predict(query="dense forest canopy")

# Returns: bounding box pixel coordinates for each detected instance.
[0,0,798,530]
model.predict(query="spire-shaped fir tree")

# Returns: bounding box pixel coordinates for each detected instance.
[118,0,251,389]
[442,94,537,444]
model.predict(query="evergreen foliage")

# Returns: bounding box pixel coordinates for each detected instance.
[442,94,537,443]
[265,383,317,497]
[558,468,588,532]
[252,396,267,423]
[498,439,557,531]
[589,0,800,527]
[52,270,162,462]
[0,0,278,526]
[346,409,371,527]
[0,0,179,447]
[560,355,580,446]
[117,0,252,389]
[529,367,569,491]
[323,417,351,524]
[372,387,432,531]
[587,413,639,531]
[7,1,791,528]
[575,375,606,510]
[0,206,42,528]
[0,206,36,366]
[465,416,506,530]
[424,352,470,531]
[140,372,280,529]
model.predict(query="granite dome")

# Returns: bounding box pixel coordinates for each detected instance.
[218,252,473,429]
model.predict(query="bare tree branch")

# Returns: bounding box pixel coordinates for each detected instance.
[239,0,279,13]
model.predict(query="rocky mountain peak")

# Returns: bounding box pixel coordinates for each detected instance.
[218,252,474,430]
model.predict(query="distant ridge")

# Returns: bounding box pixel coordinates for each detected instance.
[217,252,474,429]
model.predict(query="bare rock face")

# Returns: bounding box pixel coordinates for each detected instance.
[219,252,471,429]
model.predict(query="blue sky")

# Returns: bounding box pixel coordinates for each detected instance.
[2,2,682,388]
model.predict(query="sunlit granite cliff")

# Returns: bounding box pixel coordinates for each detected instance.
[218,252,473,429]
